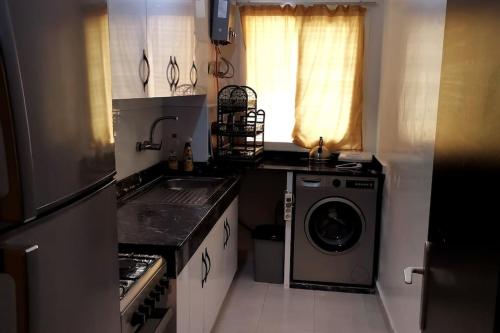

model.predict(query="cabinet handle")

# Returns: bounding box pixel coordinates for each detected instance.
[201,252,207,288]
[204,248,211,277]
[142,49,150,92]
[167,56,175,92]
[173,56,180,90]
[223,220,229,249]
[227,219,231,240]
[190,61,198,88]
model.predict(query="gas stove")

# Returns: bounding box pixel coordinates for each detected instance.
[118,253,172,333]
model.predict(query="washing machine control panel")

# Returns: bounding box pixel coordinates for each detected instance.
[345,180,376,189]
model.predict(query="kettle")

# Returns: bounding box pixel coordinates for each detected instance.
[309,136,331,163]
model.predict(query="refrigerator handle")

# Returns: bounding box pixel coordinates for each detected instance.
[0,244,38,333]
[0,124,8,197]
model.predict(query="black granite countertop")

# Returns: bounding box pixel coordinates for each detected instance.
[117,171,240,277]
[251,151,384,177]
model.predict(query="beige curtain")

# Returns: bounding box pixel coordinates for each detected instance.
[240,5,365,150]
[84,5,114,145]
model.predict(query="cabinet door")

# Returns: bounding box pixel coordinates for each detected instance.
[108,0,148,99]
[147,0,195,97]
[176,266,190,333]
[193,0,210,95]
[223,197,239,295]
[203,218,226,333]
[188,244,206,333]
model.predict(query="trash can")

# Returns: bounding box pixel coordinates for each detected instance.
[252,224,285,284]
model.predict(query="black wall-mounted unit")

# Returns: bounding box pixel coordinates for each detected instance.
[210,0,235,45]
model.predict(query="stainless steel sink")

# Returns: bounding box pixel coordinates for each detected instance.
[129,177,226,206]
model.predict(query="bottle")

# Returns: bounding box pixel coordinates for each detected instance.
[183,138,194,172]
[168,133,179,171]
[168,150,178,170]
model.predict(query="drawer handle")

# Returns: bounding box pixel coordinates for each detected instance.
[204,248,211,277]
[201,252,207,288]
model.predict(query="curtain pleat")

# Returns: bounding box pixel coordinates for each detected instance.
[240,5,365,150]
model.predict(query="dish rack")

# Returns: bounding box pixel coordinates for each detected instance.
[215,85,265,163]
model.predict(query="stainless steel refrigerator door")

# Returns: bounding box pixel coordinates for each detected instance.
[0,0,115,218]
[0,181,121,333]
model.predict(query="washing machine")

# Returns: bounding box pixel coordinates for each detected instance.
[292,173,380,288]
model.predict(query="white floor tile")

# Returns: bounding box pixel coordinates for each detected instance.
[256,284,315,333]
[213,228,391,333]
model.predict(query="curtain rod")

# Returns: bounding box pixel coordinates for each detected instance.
[236,1,378,6]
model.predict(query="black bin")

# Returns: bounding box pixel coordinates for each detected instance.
[252,224,285,284]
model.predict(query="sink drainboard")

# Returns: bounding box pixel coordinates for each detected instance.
[161,188,213,205]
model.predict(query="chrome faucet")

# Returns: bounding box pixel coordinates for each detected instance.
[136,115,179,151]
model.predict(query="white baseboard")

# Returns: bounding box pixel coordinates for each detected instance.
[376,281,397,333]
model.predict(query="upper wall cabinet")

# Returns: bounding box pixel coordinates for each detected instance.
[108,0,209,100]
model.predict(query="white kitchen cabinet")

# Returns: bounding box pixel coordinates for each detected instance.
[108,0,208,99]
[203,220,225,333]
[146,0,196,97]
[187,244,205,333]
[176,265,190,333]
[108,0,148,99]
[175,196,239,333]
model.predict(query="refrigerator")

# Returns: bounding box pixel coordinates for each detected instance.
[0,0,121,332]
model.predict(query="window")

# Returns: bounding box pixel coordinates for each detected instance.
[240,5,365,150]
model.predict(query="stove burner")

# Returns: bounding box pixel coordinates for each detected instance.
[119,258,149,279]
[118,253,162,299]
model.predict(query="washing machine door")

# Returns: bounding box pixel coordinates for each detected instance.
[305,197,365,254]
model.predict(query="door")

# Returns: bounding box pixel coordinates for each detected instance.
[304,197,364,254]
[0,181,121,333]
[188,242,206,333]
[410,244,499,333]
[203,219,225,333]
[223,197,238,295]
[108,0,149,99]
[193,0,209,95]
[0,0,115,218]
[407,0,500,331]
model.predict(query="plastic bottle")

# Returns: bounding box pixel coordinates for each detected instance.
[183,137,194,172]
[168,150,178,170]
[168,133,179,171]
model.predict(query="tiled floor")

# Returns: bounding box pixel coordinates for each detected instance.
[213,230,392,333]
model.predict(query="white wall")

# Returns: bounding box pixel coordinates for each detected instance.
[375,0,447,332]
[113,96,209,180]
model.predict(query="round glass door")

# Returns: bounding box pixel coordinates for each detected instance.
[305,197,364,254]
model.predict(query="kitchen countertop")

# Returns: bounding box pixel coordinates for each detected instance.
[117,171,240,277]
[252,151,384,177]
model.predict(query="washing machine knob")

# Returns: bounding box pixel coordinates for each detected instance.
[332,179,341,188]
